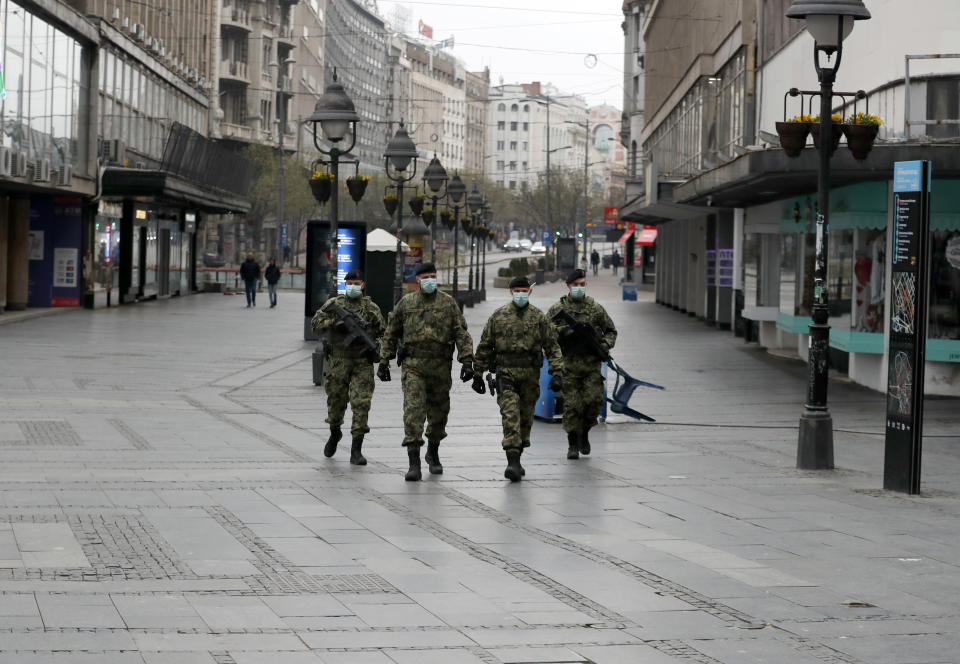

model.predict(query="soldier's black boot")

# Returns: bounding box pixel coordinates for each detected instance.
[504,449,523,482]
[350,436,367,466]
[566,431,580,460]
[579,429,591,456]
[517,448,526,476]
[324,426,342,458]
[424,442,443,475]
[405,445,422,482]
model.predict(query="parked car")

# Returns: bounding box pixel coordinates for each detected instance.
[519,238,533,251]
[529,242,546,255]
[504,238,522,252]
[202,252,226,268]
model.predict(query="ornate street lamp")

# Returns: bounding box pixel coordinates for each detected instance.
[466,184,484,296]
[786,0,871,470]
[308,71,359,296]
[446,173,466,300]
[384,122,420,303]
[481,201,493,301]
[422,154,448,262]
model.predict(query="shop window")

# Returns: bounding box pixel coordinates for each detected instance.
[930,230,960,340]
[852,230,886,333]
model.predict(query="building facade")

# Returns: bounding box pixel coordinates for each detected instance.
[622,0,960,397]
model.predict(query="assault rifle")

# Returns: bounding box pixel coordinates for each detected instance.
[325,302,380,362]
[550,309,665,422]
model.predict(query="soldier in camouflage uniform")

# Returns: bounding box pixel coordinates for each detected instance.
[547,269,617,460]
[311,270,385,466]
[378,262,474,481]
[474,276,563,482]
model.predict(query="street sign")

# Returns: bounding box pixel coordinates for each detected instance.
[884,160,932,494]
[541,229,551,247]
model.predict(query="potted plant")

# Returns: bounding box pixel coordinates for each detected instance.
[811,113,844,154]
[309,171,334,204]
[346,174,369,203]
[439,209,453,229]
[842,112,881,161]
[461,216,473,233]
[408,194,425,217]
[421,207,435,226]
[382,193,398,216]
[775,114,813,158]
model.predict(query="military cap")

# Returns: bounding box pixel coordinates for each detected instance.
[509,276,530,289]
[416,262,437,276]
[344,270,364,281]
[566,268,586,284]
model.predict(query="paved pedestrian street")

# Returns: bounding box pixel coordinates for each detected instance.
[1,277,959,664]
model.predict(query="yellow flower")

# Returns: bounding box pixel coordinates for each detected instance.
[845,112,881,126]
[311,171,335,181]
[788,114,814,123]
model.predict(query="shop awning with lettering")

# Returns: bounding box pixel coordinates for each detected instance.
[636,225,658,245]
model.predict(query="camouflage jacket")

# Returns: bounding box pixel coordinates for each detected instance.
[311,294,385,358]
[547,295,617,359]
[474,302,563,375]
[380,290,473,363]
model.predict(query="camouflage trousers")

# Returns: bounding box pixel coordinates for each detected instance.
[324,357,375,437]
[495,368,541,450]
[561,359,604,434]
[401,358,453,447]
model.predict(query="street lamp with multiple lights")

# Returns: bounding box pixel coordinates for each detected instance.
[446,174,466,300]
[466,183,485,295]
[785,0,871,469]
[308,71,359,295]
[422,155,449,263]
[384,123,420,303]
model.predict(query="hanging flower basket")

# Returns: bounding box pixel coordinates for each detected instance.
[309,172,334,204]
[439,209,453,229]
[383,194,399,216]
[421,208,436,226]
[775,119,811,158]
[843,113,881,161]
[811,119,844,155]
[461,217,473,233]
[408,195,425,217]
[346,175,369,203]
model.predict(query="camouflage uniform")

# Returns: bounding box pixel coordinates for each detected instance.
[547,295,617,435]
[380,290,473,447]
[311,294,385,437]
[475,302,563,450]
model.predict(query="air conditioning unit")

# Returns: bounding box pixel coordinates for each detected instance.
[33,158,52,183]
[0,147,11,177]
[57,164,73,186]
[12,152,28,177]
[100,138,126,164]
[135,161,146,169]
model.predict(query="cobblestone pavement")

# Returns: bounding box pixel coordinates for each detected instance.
[0,270,958,664]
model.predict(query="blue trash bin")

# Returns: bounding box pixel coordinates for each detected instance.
[534,358,556,421]
[622,282,638,301]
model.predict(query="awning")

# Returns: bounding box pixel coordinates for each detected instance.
[102,168,250,213]
[636,225,658,245]
[618,229,634,243]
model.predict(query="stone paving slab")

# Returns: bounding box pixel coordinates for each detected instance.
[0,272,958,662]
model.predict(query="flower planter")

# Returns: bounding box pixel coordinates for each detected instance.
[811,124,844,155]
[842,124,879,161]
[775,121,811,158]
[421,209,435,226]
[408,196,425,216]
[383,196,398,216]
[346,178,368,203]
[439,211,453,229]
[309,178,332,204]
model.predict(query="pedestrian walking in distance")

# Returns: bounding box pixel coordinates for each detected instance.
[611,250,621,276]
[378,262,475,481]
[311,271,385,465]
[239,254,261,307]
[590,249,600,276]
[265,258,281,308]
[474,276,563,482]
[548,269,618,459]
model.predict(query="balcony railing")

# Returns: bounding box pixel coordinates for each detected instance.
[221,60,249,82]
[221,5,251,28]
[221,122,253,141]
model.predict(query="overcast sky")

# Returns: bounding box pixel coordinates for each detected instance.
[378,0,626,108]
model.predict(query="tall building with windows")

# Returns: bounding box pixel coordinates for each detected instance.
[404,40,466,172]
[464,68,490,175]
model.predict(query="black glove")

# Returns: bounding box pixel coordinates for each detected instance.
[377,363,391,382]
[548,373,562,392]
[471,375,486,394]
[333,320,349,333]
[366,350,381,364]
[460,361,475,382]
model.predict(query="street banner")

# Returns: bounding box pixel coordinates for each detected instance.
[884,160,932,494]
[603,207,619,226]
[418,20,433,39]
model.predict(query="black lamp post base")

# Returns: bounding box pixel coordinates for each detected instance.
[797,410,834,469]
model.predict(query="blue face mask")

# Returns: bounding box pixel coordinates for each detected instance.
[570,286,586,300]
[345,284,363,298]
[512,291,529,307]
[420,277,437,294]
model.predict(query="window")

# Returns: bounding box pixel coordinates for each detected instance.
[509,141,517,150]
[497,121,505,130]
[522,141,528,151]
[496,141,504,150]
[509,180,516,190]
[511,104,518,111]
[496,160,504,170]
[522,122,529,131]
[509,161,516,171]
[497,103,506,111]
[524,104,530,112]
[522,161,527,170]
[510,121,517,131]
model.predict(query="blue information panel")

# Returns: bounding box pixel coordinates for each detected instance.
[541,229,551,247]
[336,226,362,294]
